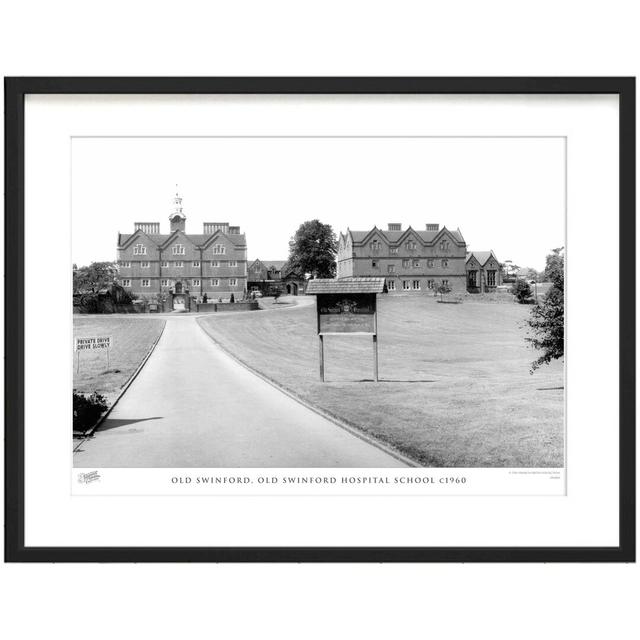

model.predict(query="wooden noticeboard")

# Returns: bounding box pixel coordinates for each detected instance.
[306,278,386,382]
[317,293,377,335]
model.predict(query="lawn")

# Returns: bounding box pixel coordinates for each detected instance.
[197,295,564,467]
[73,317,166,406]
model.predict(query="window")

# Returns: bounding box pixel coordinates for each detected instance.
[371,260,378,268]
[172,244,185,255]
[160,260,169,267]
[427,279,435,289]
[412,259,420,268]
[439,240,450,252]
[387,280,396,290]
[229,278,237,286]
[213,244,226,255]
[441,259,449,268]
[402,280,410,290]
[175,261,183,267]
[228,260,238,267]
[402,259,410,268]
[122,279,131,287]
[161,279,169,287]
[412,280,421,290]
[120,261,130,268]
[140,261,150,268]
[468,271,477,287]
[211,278,219,286]
[192,279,200,287]
[192,261,200,268]
[405,241,417,250]
[487,270,496,287]
[141,279,150,288]
[133,243,146,255]
[387,264,395,274]
[370,240,381,252]
[210,260,219,268]
[442,279,449,286]
[427,258,434,268]
[389,247,399,255]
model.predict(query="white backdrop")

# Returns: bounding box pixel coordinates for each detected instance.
[1,2,638,640]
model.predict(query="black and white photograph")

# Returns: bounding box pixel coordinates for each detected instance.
[71,136,565,472]
[6,77,632,563]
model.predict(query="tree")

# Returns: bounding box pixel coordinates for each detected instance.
[73,261,118,293]
[526,247,564,372]
[511,278,533,304]
[288,220,338,279]
[435,282,451,302]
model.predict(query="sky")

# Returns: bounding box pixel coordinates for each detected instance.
[72,136,565,271]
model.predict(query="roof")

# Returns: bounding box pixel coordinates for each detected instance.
[466,250,498,266]
[118,232,246,248]
[306,277,387,294]
[347,226,465,245]
[262,260,287,271]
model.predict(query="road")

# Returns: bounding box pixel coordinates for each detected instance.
[74,313,406,468]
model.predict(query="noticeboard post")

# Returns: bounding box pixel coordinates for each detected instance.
[305,277,387,382]
[74,335,113,373]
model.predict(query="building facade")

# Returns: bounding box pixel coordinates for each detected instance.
[336,223,467,294]
[465,250,502,293]
[116,193,248,302]
[247,259,306,295]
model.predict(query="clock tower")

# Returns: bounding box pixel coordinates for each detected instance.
[169,187,186,232]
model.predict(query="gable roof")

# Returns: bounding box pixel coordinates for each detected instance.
[118,230,246,249]
[347,226,465,246]
[466,250,499,266]
[262,260,287,271]
[306,277,387,294]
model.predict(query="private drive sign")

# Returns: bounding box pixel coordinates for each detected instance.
[74,336,112,351]
[305,277,387,382]
[74,335,113,373]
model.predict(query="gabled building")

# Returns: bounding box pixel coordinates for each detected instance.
[465,250,502,293]
[336,223,467,293]
[247,259,306,296]
[116,192,248,304]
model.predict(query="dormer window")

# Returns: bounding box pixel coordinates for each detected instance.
[212,244,226,255]
[133,243,146,255]
[370,240,381,253]
[439,240,450,252]
[405,241,417,251]
[172,244,185,255]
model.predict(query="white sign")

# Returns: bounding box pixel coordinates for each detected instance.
[74,336,112,351]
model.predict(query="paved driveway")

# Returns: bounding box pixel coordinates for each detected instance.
[74,315,406,468]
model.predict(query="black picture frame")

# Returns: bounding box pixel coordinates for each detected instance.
[4,77,635,563]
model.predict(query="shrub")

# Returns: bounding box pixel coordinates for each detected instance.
[73,391,108,433]
[511,279,533,304]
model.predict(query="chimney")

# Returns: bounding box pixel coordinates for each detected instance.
[387,223,402,231]
[135,222,160,234]
[203,222,230,235]
[426,223,439,232]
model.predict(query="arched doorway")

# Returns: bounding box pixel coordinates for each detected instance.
[286,282,298,296]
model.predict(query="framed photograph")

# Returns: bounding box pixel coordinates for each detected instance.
[5,77,635,562]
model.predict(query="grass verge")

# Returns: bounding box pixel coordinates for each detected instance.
[197,295,563,467]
